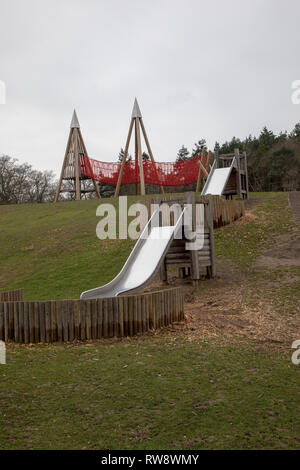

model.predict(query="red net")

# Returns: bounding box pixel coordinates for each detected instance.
[80,154,208,187]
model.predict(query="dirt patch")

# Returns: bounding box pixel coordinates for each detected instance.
[144,256,299,347]
[144,194,300,347]
[255,236,300,268]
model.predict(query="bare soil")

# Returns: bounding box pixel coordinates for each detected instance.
[147,194,300,347]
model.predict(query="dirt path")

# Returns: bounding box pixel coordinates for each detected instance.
[151,194,300,347]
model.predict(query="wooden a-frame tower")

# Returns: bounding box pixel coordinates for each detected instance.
[54,110,101,202]
[114,99,164,197]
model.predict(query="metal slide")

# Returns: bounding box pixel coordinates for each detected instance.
[201,157,236,196]
[80,209,185,299]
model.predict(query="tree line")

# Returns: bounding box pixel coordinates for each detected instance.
[0,155,56,204]
[176,123,300,191]
[1,122,299,204]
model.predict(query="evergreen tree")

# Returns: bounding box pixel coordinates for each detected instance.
[290,123,300,140]
[214,142,220,152]
[142,152,150,161]
[176,145,190,162]
[258,127,275,149]
[117,147,131,162]
[191,139,207,157]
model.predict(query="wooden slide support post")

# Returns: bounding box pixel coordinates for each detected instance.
[243,151,249,199]
[206,195,216,278]
[235,148,242,199]
[215,150,219,169]
[156,196,168,283]
[186,192,200,284]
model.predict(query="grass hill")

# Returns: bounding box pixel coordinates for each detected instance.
[0,192,299,449]
[0,197,140,300]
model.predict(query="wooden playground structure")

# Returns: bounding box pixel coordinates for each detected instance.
[54,110,100,202]
[214,149,249,199]
[54,100,214,201]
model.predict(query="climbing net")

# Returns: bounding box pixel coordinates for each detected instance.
[80,154,208,187]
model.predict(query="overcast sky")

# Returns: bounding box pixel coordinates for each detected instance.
[0,0,300,176]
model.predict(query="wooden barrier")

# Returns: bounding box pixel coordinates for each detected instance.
[0,289,24,302]
[140,194,245,229]
[0,287,184,344]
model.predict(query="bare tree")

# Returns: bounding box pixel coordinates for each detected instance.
[0,155,57,204]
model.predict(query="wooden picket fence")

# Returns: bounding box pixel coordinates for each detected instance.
[209,195,245,228]
[141,194,245,229]
[0,287,184,344]
[0,289,24,302]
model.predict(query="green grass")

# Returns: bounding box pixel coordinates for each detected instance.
[215,192,298,269]
[0,197,139,300]
[0,339,299,450]
[0,192,299,449]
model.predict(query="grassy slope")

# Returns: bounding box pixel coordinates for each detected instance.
[0,192,299,450]
[0,197,140,300]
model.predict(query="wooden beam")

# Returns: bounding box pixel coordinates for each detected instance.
[234,148,242,199]
[195,148,207,193]
[78,128,101,199]
[54,128,73,202]
[243,151,249,199]
[136,118,145,195]
[139,118,164,195]
[114,118,135,198]
[73,128,81,200]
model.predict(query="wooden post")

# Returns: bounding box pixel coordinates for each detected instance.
[78,127,101,199]
[243,151,249,199]
[215,150,219,169]
[73,128,81,200]
[114,118,135,197]
[139,117,164,194]
[54,128,73,202]
[196,149,209,193]
[207,195,216,278]
[136,119,145,195]
[186,192,200,281]
[234,148,242,199]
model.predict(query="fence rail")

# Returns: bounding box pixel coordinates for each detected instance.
[0,289,24,302]
[0,287,184,344]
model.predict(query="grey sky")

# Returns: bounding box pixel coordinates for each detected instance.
[0,0,300,176]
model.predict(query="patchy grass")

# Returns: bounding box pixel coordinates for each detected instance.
[0,339,299,450]
[214,192,298,269]
[0,192,299,450]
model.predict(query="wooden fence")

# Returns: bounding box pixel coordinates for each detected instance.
[0,289,24,302]
[209,195,245,228]
[141,194,245,229]
[0,287,184,344]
